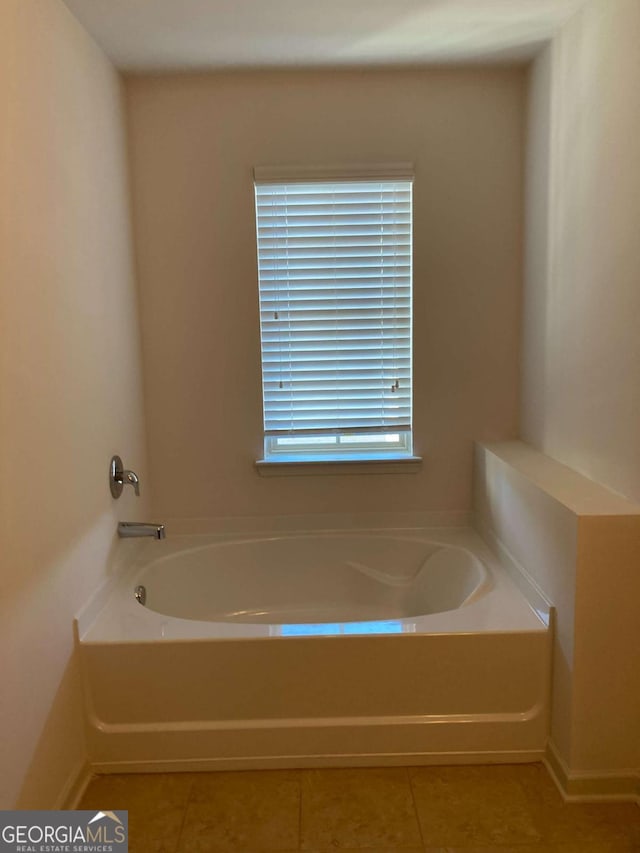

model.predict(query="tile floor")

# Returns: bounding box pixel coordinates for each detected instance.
[78,762,640,852]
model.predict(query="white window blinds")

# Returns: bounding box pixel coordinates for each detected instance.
[255,174,413,443]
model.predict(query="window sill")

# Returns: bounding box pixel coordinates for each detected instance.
[255,455,423,477]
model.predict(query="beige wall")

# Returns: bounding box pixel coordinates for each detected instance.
[522,0,640,503]
[0,0,147,807]
[126,68,525,522]
[573,514,640,774]
[475,442,640,786]
[519,0,640,783]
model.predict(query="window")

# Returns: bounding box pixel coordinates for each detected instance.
[254,165,413,464]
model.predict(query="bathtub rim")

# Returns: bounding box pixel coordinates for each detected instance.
[77,526,550,644]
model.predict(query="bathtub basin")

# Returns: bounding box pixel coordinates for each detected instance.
[137,534,489,624]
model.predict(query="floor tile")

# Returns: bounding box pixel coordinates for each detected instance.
[177,769,300,852]
[441,846,639,852]
[409,764,543,847]
[535,801,640,847]
[300,767,423,850]
[302,849,427,853]
[78,772,194,853]
[550,845,640,852]
[440,847,555,852]
[304,849,428,853]
[515,765,640,847]
[76,763,640,853]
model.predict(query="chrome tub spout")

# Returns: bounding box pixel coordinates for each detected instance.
[118,522,165,540]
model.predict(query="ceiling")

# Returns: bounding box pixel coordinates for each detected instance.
[63,0,589,72]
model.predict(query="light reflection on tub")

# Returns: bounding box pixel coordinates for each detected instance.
[273,619,411,637]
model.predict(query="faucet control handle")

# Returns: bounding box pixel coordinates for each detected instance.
[109,455,141,499]
[124,469,141,497]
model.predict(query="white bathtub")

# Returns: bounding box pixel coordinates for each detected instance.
[78,527,551,773]
[137,534,489,625]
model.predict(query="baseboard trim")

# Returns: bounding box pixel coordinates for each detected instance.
[90,749,545,776]
[544,739,639,804]
[56,759,93,809]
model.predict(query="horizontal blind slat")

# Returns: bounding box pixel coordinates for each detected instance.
[264,425,411,438]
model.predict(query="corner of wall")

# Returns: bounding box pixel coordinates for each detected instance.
[1,0,148,807]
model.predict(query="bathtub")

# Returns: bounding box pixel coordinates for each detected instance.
[78,527,551,773]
